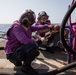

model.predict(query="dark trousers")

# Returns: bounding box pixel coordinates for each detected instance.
[6,43,40,65]
[47,34,54,46]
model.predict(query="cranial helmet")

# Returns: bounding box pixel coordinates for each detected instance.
[20,9,36,25]
[38,11,49,20]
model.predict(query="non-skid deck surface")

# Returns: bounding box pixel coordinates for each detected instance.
[0,39,76,75]
[0,50,76,75]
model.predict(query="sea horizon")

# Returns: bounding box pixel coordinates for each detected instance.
[0,23,61,33]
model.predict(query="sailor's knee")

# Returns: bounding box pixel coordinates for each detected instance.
[30,49,40,57]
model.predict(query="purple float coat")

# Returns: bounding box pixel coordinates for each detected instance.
[35,20,51,39]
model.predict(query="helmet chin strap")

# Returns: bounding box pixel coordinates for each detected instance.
[23,23,30,28]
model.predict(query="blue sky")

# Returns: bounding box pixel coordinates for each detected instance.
[0,0,74,24]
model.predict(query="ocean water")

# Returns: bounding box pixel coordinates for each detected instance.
[0,23,61,39]
[0,24,11,39]
[0,24,11,33]
[0,23,61,33]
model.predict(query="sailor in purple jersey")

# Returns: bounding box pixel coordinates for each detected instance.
[35,11,51,37]
[34,11,54,53]
[67,24,76,63]
[65,25,74,63]
[4,9,52,74]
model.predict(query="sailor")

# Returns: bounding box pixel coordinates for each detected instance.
[4,9,53,74]
[34,11,54,53]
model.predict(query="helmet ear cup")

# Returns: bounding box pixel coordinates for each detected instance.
[21,18,29,25]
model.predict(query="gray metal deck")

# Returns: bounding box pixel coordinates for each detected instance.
[0,38,76,75]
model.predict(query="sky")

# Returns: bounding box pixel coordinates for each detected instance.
[0,0,75,24]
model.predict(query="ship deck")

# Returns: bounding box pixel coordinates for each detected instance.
[0,38,76,75]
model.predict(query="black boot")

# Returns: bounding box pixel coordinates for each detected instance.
[21,64,38,74]
[46,47,54,54]
[10,60,22,66]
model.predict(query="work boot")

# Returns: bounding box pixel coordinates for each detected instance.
[14,61,22,66]
[21,64,38,74]
[10,60,22,66]
[46,47,54,54]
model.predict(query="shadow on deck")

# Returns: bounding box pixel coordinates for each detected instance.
[0,47,76,75]
[0,38,76,75]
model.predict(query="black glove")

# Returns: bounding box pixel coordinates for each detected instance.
[36,40,42,46]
